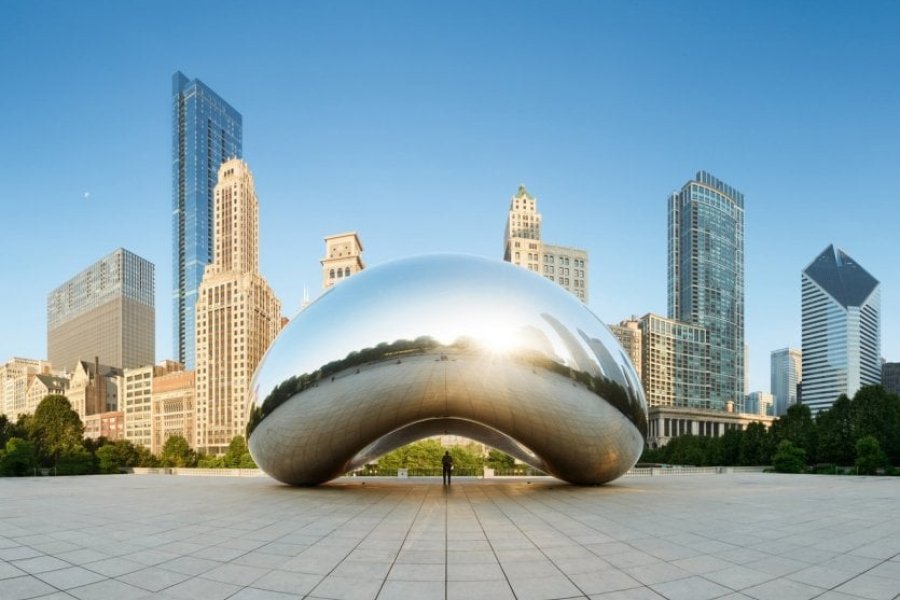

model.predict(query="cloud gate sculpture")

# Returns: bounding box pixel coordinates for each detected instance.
[247,254,647,485]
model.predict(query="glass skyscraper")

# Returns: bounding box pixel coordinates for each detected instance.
[172,71,242,369]
[801,245,880,414]
[770,347,801,416]
[668,171,745,411]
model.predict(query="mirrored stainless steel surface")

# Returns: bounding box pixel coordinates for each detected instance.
[248,254,647,485]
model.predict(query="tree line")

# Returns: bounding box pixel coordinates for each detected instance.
[0,395,255,476]
[641,385,900,474]
[355,439,531,476]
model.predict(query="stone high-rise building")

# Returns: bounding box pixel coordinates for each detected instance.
[0,358,51,417]
[67,359,121,422]
[503,185,589,302]
[504,185,542,272]
[195,159,282,455]
[770,347,802,416]
[609,318,642,379]
[321,232,365,289]
[669,171,744,410]
[152,369,195,454]
[801,245,880,414]
[47,248,154,372]
[123,361,183,449]
[25,374,69,415]
[542,244,589,302]
[172,71,243,370]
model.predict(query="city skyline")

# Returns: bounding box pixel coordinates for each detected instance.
[3,3,900,393]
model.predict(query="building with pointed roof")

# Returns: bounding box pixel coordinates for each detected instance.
[502,185,589,302]
[801,245,880,414]
[25,374,70,415]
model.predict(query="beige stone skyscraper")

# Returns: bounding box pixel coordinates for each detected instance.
[321,232,365,289]
[609,317,642,379]
[503,185,543,272]
[503,185,589,302]
[195,159,282,455]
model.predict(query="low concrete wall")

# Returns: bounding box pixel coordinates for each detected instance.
[129,467,266,477]
[129,465,768,478]
[625,465,768,476]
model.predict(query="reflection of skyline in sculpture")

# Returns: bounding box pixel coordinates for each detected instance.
[248,254,647,486]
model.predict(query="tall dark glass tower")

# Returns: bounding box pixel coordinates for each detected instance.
[668,171,745,411]
[172,71,242,369]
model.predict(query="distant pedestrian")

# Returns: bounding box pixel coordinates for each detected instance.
[442,451,453,485]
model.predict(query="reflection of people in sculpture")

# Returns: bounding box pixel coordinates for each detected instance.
[442,451,453,485]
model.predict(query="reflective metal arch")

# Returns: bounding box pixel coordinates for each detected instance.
[248,254,647,485]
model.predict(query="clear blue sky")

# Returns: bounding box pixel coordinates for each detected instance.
[2,1,899,393]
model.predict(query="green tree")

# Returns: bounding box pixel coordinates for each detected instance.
[770,404,817,461]
[720,428,742,466]
[772,440,806,473]
[197,453,226,468]
[28,395,84,466]
[486,449,515,470]
[855,435,887,475]
[223,436,256,468]
[160,435,197,467]
[450,444,484,474]
[93,440,141,474]
[739,422,771,465]
[850,386,900,464]
[55,447,95,475]
[135,444,158,467]
[0,437,38,476]
[816,394,854,465]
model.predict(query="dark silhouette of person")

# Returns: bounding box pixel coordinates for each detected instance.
[442,450,453,485]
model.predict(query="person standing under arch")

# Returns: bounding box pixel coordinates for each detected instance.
[442,450,453,485]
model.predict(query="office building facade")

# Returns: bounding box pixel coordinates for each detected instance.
[801,245,880,414]
[195,159,281,454]
[47,249,154,372]
[745,391,774,416]
[882,362,900,395]
[542,244,589,302]
[172,71,243,369]
[123,361,182,449]
[638,313,710,409]
[770,347,802,416]
[668,171,744,410]
[321,232,365,289]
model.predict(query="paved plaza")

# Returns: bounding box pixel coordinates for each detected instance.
[1,473,899,600]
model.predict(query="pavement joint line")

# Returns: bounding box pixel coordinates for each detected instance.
[807,548,900,600]
[303,484,419,600]
[372,484,433,600]
[461,484,528,600]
